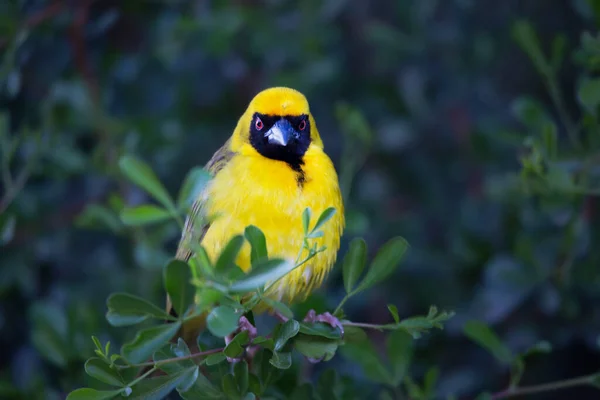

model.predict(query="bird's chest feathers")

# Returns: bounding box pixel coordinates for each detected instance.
[203,152,339,269]
[208,155,317,224]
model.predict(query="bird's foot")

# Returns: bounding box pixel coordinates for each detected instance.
[302,309,344,364]
[303,310,344,335]
[224,316,258,363]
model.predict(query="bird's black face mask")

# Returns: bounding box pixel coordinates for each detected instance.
[249,112,311,170]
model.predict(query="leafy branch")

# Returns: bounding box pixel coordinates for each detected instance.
[65,155,454,400]
[465,320,600,399]
[490,372,600,399]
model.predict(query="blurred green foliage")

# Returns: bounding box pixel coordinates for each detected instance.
[3,0,600,399]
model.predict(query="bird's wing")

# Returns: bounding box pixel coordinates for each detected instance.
[175,139,235,261]
[167,139,235,316]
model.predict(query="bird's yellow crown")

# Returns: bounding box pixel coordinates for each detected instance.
[230,87,324,152]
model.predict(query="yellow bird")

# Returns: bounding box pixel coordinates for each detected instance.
[170,87,345,344]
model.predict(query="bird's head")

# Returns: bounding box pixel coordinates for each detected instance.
[231,87,323,166]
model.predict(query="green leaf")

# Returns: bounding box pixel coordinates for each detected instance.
[164,260,194,317]
[353,237,409,295]
[177,368,200,393]
[224,341,243,359]
[66,388,123,400]
[464,320,513,365]
[294,335,339,362]
[397,306,454,338]
[341,338,392,385]
[306,230,324,239]
[106,293,174,327]
[510,97,549,128]
[179,370,223,399]
[269,351,292,369]
[205,352,227,366]
[224,331,249,359]
[76,204,122,233]
[206,306,240,337]
[387,304,400,323]
[222,374,240,399]
[591,374,600,389]
[386,330,413,386]
[302,207,311,234]
[274,320,300,351]
[342,238,367,294]
[152,340,201,395]
[523,340,552,357]
[316,369,339,400]
[119,155,175,212]
[578,78,600,111]
[299,322,342,339]
[215,235,244,276]
[234,360,249,394]
[550,34,567,72]
[30,303,69,367]
[311,207,336,233]
[153,343,203,395]
[130,368,197,400]
[0,213,15,245]
[121,322,181,364]
[194,288,224,313]
[120,205,171,226]
[541,122,558,159]
[423,367,439,398]
[84,358,124,387]
[177,167,211,208]
[244,225,268,264]
[229,258,295,293]
[153,340,196,375]
[290,384,315,400]
[343,326,368,344]
[512,20,548,75]
[252,336,274,351]
[262,297,293,319]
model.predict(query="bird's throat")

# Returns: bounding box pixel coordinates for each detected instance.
[287,160,306,188]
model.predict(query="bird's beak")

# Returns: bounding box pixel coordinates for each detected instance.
[265,119,296,147]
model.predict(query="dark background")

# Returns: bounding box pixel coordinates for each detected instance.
[1,0,600,399]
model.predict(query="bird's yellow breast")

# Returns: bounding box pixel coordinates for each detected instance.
[202,144,344,305]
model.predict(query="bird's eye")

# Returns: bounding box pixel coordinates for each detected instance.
[298,120,306,131]
[255,117,264,131]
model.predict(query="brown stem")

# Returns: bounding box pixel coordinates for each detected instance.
[491,373,599,399]
[119,347,224,369]
[24,0,65,28]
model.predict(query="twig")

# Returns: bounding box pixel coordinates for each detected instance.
[333,294,349,316]
[490,372,599,399]
[545,75,581,150]
[68,0,99,103]
[0,162,35,214]
[341,321,393,330]
[24,0,65,28]
[117,347,224,369]
[0,130,42,214]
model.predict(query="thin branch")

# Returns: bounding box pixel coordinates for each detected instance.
[68,0,99,103]
[117,347,224,369]
[545,75,581,150]
[333,294,350,316]
[341,321,393,330]
[0,163,35,214]
[491,373,599,399]
[24,0,65,28]
[0,131,41,214]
